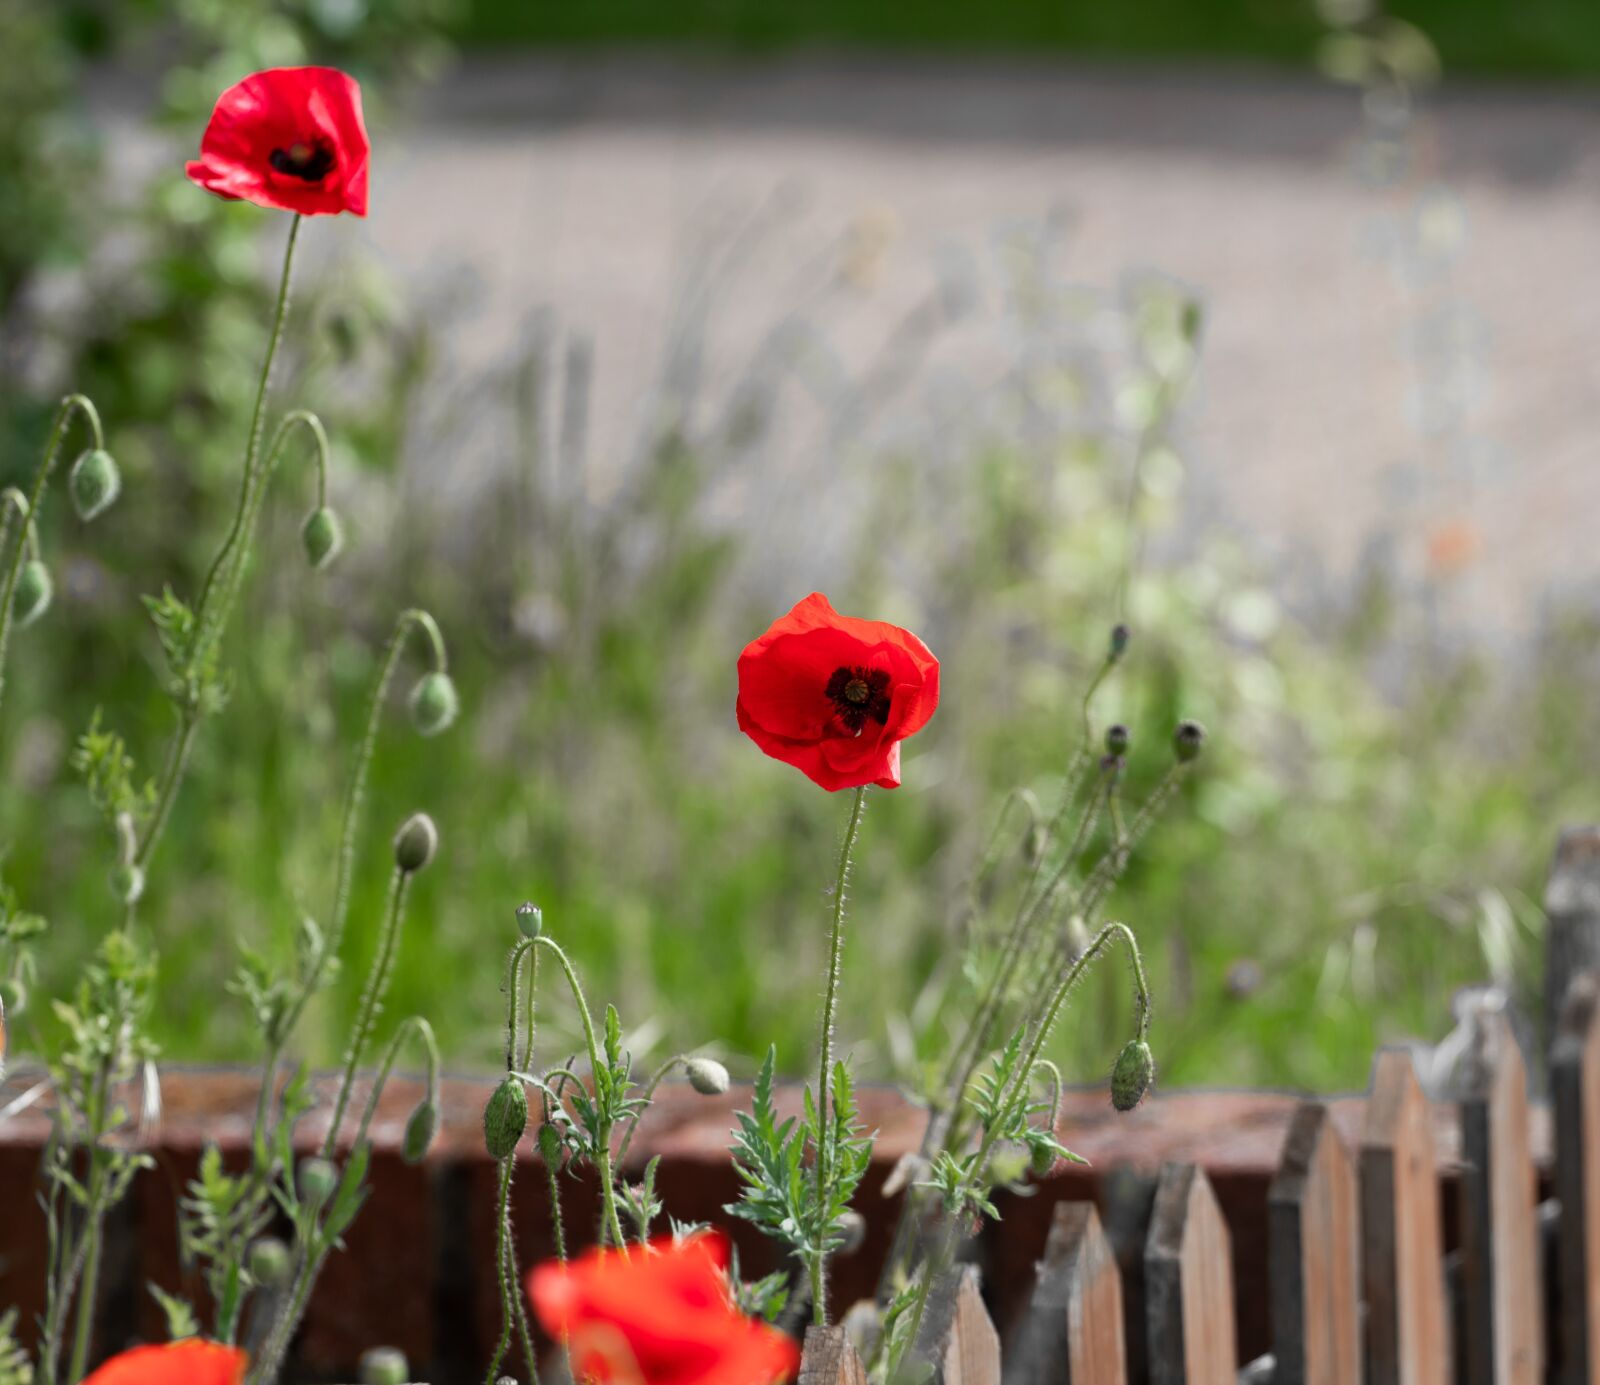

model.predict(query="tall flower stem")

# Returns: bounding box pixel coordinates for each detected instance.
[329,611,447,956]
[322,869,412,1160]
[0,393,103,719]
[134,215,302,884]
[812,784,867,1327]
[530,936,627,1250]
[64,1060,112,1385]
[192,214,302,652]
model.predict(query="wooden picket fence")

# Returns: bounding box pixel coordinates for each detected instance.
[793,825,1600,1385]
[800,975,1600,1385]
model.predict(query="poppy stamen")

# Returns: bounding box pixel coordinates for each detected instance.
[825,665,891,734]
[269,139,336,182]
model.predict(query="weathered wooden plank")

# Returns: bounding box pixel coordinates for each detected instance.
[1552,972,1600,1385]
[801,1325,869,1385]
[1361,1047,1450,1385]
[1145,1162,1238,1385]
[1268,1102,1361,1385]
[1005,1201,1126,1385]
[1546,829,1600,1050]
[913,1263,1001,1385]
[1459,1002,1544,1384]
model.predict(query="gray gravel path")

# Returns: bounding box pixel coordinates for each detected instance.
[359,53,1600,636]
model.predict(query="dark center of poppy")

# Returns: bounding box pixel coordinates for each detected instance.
[825,665,891,735]
[269,139,336,183]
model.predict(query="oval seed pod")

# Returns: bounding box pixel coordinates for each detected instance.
[484,1076,529,1160]
[69,448,121,522]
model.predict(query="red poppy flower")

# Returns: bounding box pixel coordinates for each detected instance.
[186,67,369,217]
[83,1341,247,1385]
[527,1234,799,1385]
[736,592,939,791]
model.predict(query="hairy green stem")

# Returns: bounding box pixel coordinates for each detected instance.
[975,922,1149,1181]
[328,610,448,959]
[545,1157,568,1263]
[484,1157,519,1385]
[813,784,867,1327]
[350,1016,438,1154]
[192,215,302,653]
[530,936,626,1248]
[64,1062,111,1385]
[322,869,412,1160]
[0,394,103,720]
[135,216,302,884]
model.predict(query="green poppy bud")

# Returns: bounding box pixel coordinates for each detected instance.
[516,901,543,940]
[247,1236,291,1288]
[358,1347,409,1385]
[403,1099,439,1164]
[301,506,344,570]
[407,671,459,737]
[69,449,121,522]
[537,1121,563,1167]
[1109,622,1131,660]
[109,861,145,907]
[1110,1039,1156,1112]
[13,561,52,628]
[484,1076,528,1160]
[1105,723,1131,759]
[298,1156,338,1208]
[1173,720,1206,763]
[1030,1141,1057,1178]
[684,1057,730,1096]
[393,812,438,875]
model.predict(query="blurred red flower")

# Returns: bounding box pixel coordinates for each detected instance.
[527,1234,798,1385]
[737,592,939,791]
[186,67,369,217]
[83,1341,247,1385]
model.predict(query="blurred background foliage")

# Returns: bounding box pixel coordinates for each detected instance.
[452,0,1600,82]
[2,0,1596,1097]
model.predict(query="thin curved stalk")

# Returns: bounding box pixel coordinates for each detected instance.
[812,784,867,1326]
[0,394,103,719]
[322,870,412,1159]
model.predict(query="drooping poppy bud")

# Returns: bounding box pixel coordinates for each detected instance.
[393,813,438,875]
[516,902,543,941]
[69,449,121,522]
[407,671,459,737]
[1109,623,1131,661]
[685,1057,730,1096]
[13,561,52,628]
[248,1236,291,1288]
[484,1076,529,1160]
[301,507,344,570]
[537,1121,564,1167]
[298,1156,338,1208]
[403,1099,439,1164]
[1173,720,1206,763]
[1105,723,1131,759]
[1110,1039,1156,1112]
[1030,1142,1057,1178]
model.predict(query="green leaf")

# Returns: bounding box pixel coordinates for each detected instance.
[148,1283,199,1341]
